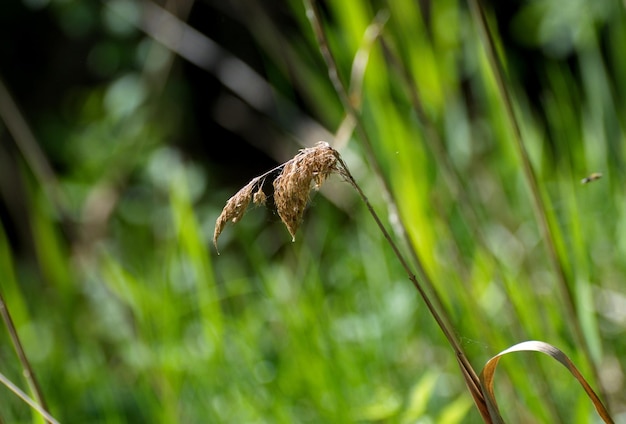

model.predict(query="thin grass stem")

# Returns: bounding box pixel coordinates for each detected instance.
[0,370,59,424]
[302,0,492,418]
[467,0,607,409]
[0,290,53,424]
[336,158,494,422]
[380,34,564,423]
[302,0,451,341]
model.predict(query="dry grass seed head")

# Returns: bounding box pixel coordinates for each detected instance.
[214,142,343,252]
[253,184,267,205]
[273,142,339,241]
[213,179,256,251]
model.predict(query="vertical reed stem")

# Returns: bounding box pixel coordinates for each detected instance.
[302,0,496,420]
[467,0,607,409]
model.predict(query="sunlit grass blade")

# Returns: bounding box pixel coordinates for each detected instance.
[170,170,223,348]
[399,371,438,422]
[335,10,389,148]
[437,393,475,424]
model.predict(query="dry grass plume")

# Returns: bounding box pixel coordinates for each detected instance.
[214,142,347,252]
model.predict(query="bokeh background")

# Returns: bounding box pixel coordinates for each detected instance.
[1,0,625,422]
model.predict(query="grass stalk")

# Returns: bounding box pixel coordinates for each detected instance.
[335,156,496,421]
[0,289,53,423]
[380,29,570,423]
[467,0,607,409]
[0,371,59,424]
[301,0,449,336]
[302,0,493,419]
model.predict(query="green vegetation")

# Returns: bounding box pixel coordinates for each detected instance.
[1,0,625,422]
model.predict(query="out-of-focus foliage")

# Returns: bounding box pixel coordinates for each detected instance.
[0,0,625,422]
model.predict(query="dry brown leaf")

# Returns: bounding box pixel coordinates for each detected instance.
[456,358,495,424]
[480,340,614,423]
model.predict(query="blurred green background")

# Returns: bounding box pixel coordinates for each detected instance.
[0,0,625,422]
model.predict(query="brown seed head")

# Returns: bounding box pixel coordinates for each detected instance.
[273,142,339,240]
[253,185,267,205]
[213,180,255,252]
[213,141,343,252]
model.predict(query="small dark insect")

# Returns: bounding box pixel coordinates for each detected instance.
[581,172,602,184]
